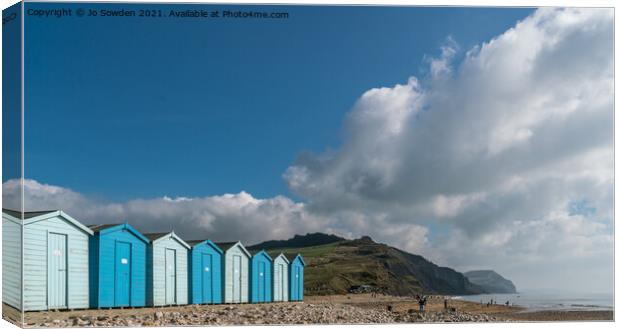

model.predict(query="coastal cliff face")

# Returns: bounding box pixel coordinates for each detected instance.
[250,233,486,296]
[464,270,517,293]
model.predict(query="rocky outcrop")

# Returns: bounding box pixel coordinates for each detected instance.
[464,270,517,293]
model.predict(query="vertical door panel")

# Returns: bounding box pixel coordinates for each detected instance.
[165,249,177,304]
[292,265,300,301]
[115,241,131,306]
[279,264,284,301]
[48,233,67,309]
[274,264,280,301]
[201,253,212,303]
[232,255,241,303]
[257,261,263,302]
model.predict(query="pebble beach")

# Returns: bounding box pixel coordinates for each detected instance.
[2,293,612,327]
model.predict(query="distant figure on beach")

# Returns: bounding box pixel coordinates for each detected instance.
[419,296,427,312]
[444,298,448,309]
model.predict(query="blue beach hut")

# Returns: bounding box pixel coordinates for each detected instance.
[88,223,149,308]
[2,209,93,311]
[288,254,305,301]
[144,232,190,306]
[187,239,223,304]
[249,250,272,303]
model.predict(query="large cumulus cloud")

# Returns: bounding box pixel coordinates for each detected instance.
[283,8,613,290]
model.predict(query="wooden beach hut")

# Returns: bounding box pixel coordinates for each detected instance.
[144,232,190,306]
[2,210,22,310]
[187,239,223,305]
[288,254,305,301]
[249,250,272,303]
[89,223,149,308]
[2,209,93,311]
[272,253,289,302]
[217,241,251,303]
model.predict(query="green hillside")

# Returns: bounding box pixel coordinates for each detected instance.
[250,234,485,296]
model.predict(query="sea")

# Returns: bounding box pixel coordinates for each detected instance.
[454,291,614,312]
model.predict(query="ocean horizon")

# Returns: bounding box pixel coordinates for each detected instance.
[454,291,614,312]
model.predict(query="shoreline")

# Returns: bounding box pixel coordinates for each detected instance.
[308,293,614,322]
[449,294,613,320]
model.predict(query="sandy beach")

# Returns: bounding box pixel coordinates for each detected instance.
[2,293,612,327]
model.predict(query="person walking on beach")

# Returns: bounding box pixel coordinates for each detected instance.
[444,298,448,310]
[419,296,427,312]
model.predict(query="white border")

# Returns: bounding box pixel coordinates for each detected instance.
[0,1,617,329]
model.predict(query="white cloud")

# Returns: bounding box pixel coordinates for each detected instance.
[283,8,613,291]
[3,179,321,245]
[3,178,432,255]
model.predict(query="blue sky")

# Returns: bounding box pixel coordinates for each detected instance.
[24,3,533,201]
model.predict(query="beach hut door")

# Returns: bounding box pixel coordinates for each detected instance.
[274,264,281,301]
[48,233,68,309]
[232,255,241,302]
[258,261,265,302]
[115,241,131,306]
[278,264,285,301]
[201,253,212,303]
[292,265,299,300]
[165,248,177,304]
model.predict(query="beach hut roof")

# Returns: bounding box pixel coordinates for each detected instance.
[273,252,290,263]
[143,231,190,249]
[251,250,273,260]
[3,208,57,219]
[285,253,306,266]
[89,223,150,243]
[215,241,251,257]
[143,232,168,240]
[88,223,120,232]
[3,209,94,235]
[214,241,236,250]
[186,239,224,253]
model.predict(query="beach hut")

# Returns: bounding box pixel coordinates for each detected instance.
[272,253,289,302]
[2,209,93,311]
[187,239,223,304]
[288,254,305,301]
[144,232,190,306]
[2,210,22,311]
[89,223,149,308]
[217,241,251,303]
[249,250,272,303]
